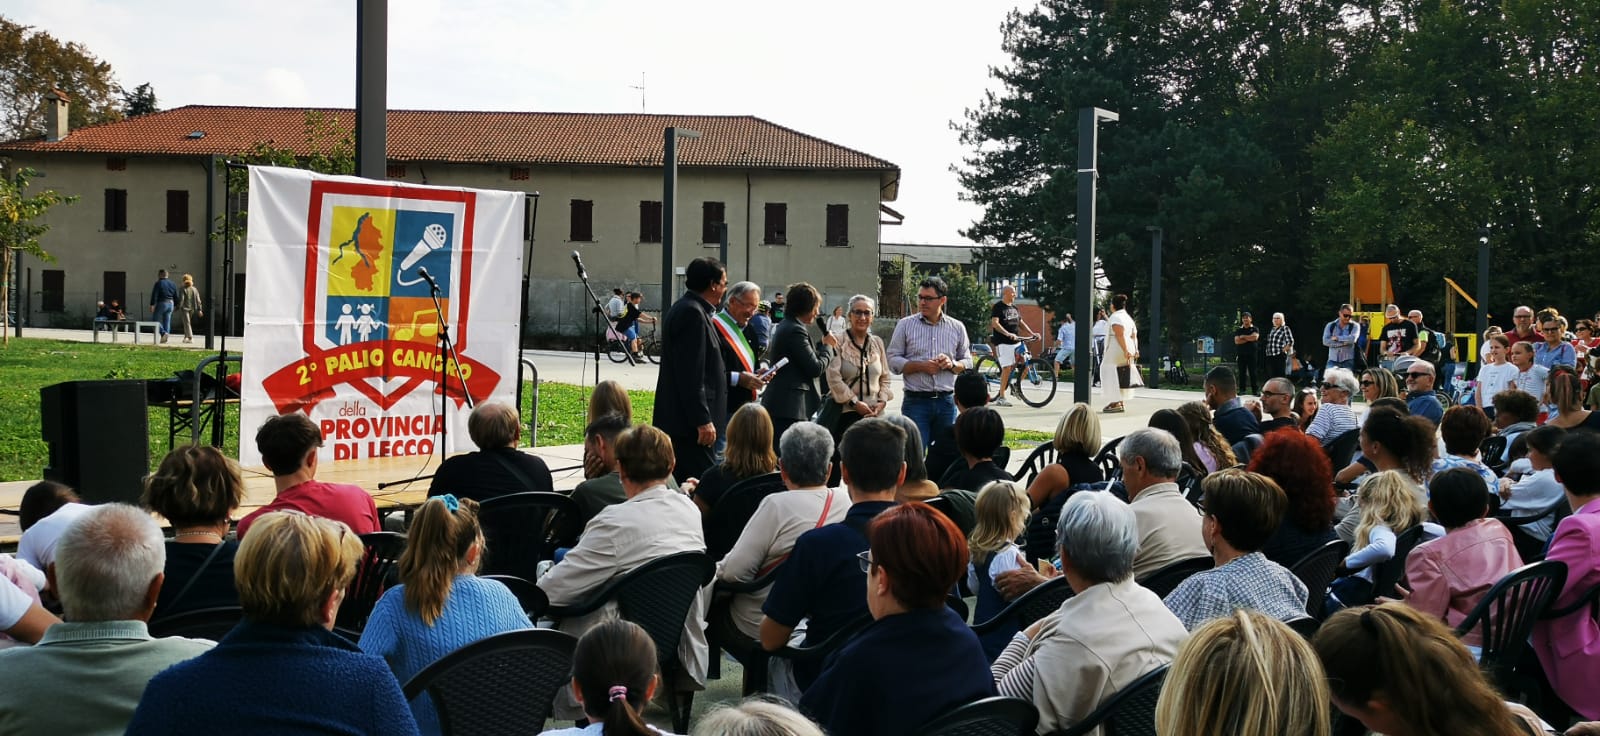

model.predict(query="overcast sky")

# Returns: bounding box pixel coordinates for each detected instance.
[10,0,1021,245]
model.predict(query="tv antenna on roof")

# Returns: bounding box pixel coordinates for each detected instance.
[629,72,645,113]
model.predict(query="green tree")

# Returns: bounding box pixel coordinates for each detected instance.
[219,110,355,241]
[0,166,76,345]
[921,264,990,344]
[121,82,157,117]
[0,16,123,139]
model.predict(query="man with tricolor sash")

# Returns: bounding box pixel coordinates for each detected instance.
[715,281,770,456]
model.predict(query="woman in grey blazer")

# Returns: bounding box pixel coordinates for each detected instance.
[761,283,836,455]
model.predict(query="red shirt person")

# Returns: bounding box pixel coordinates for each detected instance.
[237,413,380,538]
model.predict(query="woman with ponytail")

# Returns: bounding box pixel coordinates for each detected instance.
[359,495,531,735]
[539,619,678,735]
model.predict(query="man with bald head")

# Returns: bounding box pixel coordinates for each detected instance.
[427,401,553,501]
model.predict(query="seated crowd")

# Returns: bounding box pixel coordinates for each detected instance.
[8,321,1600,736]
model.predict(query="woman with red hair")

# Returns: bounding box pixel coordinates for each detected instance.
[1248,430,1338,566]
[800,503,994,736]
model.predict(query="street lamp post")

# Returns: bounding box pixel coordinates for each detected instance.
[1476,226,1490,341]
[1147,225,1163,389]
[1073,107,1119,404]
[662,126,702,311]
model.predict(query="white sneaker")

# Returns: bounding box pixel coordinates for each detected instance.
[992,397,1013,407]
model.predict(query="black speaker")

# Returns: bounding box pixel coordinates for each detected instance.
[40,379,150,505]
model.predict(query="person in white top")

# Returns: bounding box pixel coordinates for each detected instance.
[1497,424,1567,542]
[1475,334,1517,411]
[1091,309,1110,384]
[17,488,92,571]
[714,424,850,643]
[824,306,848,337]
[1100,294,1141,413]
[1054,314,1076,372]
[1507,341,1550,413]
[605,288,626,320]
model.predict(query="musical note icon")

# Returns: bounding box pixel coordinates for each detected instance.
[394,309,441,342]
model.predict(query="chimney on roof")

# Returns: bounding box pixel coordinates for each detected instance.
[43,89,70,142]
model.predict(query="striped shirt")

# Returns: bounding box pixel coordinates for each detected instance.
[888,312,971,393]
[1306,401,1360,445]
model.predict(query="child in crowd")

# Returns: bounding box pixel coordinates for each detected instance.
[538,619,678,736]
[1327,471,1434,612]
[1395,468,1522,648]
[965,480,1030,659]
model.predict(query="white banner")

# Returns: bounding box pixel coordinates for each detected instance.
[239,166,523,466]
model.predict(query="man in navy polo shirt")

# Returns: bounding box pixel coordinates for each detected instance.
[759,417,905,689]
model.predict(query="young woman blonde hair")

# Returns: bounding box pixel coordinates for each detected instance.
[1053,402,1102,456]
[1353,470,1425,550]
[1156,610,1330,736]
[399,495,485,625]
[1314,603,1531,736]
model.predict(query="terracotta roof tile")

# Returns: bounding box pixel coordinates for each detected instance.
[0,106,900,175]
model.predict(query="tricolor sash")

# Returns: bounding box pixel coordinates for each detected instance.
[713,311,757,401]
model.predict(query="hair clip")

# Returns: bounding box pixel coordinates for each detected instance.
[438,494,460,513]
[608,685,628,702]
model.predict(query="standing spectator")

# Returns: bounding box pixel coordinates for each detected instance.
[770,292,786,321]
[1264,312,1295,383]
[1507,341,1550,408]
[1574,319,1599,379]
[1304,368,1361,446]
[1402,361,1445,426]
[427,402,553,502]
[1163,470,1308,630]
[1506,304,1540,347]
[0,504,214,735]
[1234,312,1261,395]
[149,268,179,344]
[1156,611,1330,736]
[127,511,421,735]
[1054,313,1076,373]
[142,445,245,616]
[1475,334,1516,413]
[1204,365,1261,445]
[1535,314,1577,369]
[887,276,971,450]
[237,413,380,539]
[823,295,893,441]
[654,257,729,483]
[177,274,203,343]
[714,282,767,431]
[824,305,847,336]
[745,301,773,360]
[1379,304,1420,368]
[1534,430,1600,720]
[1323,304,1361,371]
[1091,308,1109,386]
[988,284,1037,407]
[1397,468,1522,648]
[605,287,625,320]
[762,283,836,453]
[1100,293,1141,414]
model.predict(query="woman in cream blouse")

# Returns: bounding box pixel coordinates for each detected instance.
[825,294,895,439]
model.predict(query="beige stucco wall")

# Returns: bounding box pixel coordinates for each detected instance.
[7,154,884,334]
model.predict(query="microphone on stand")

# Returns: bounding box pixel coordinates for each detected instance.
[572,250,588,280]
[417,266,439,289]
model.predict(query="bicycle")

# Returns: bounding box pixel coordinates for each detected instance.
[605,325,661,364]
[972,336,1057,408]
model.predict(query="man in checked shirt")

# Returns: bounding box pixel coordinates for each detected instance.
[888,276,972,453]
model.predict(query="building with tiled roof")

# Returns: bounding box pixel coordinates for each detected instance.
[1,102,900,337]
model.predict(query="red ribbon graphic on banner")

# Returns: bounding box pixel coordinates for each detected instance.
[263,339,501,413]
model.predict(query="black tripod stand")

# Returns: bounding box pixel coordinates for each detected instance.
[572,251,633,384]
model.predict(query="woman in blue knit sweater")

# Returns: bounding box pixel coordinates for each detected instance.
[359,495,531,735]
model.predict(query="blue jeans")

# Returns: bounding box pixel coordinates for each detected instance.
[153,300,175,335]
[901,393,956,452]
[1327,358,1354,370]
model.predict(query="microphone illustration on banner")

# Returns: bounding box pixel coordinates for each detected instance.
[572,250,588,280]
[396,223,449,286]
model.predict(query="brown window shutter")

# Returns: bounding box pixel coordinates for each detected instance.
[166,190,190,232]
[640,201,663,243]
[570,200,594,242]
[826,204,848,246]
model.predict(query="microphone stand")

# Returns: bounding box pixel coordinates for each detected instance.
[574,258,634,391]
[428,275,474,461]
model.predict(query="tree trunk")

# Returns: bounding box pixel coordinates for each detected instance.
[0,247,11,347]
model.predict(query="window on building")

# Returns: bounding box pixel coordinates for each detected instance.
[165,190,189,232]
[702,202,725,244]
[42,270,64,312]
[763,203,787,245]
[386,164,407,178]
[826,204,849,247]
[103,271,126,308]
[104,189,128,231]
[570,199,594,242]
[639,201,662,243]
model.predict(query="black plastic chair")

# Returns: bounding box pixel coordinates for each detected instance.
[1480,435,1509,474]
[919,696,1040,736]
[1496,499,1571,562]
[1369,525,1425,599]
[1230,433,1264,466]
[771,611,873,665]
[1325,428,1363,471]
[703,472,786,561]
[478,492,579,581]
[1047,663,1169,736]
[1289,539,1349,620]
[149,605,244,641]
[1093,436,1124,480]
[546,551,714,733]
[924,494,956,518]
[1137,556,1214,599]
[1285,616,1321,639]
[1177,463,1205,510]
[947,594,971,623]
[336,531,407,633]
[707,562,785,691]
[1454,560,1568,694]
[401,628,578,736]
[480,574,549,618]
[1013,441,1058,485]
[972,576,1074,635]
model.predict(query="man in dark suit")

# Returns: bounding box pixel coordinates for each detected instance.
[1204,365,1261,445]
[760,283,836,455]
[653,257,729,483]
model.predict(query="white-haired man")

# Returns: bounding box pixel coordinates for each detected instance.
[0,504,212,735]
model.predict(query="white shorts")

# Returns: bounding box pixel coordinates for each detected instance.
[997,343,1021,367]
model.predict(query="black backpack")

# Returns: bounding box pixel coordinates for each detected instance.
[1024,481,1122,561]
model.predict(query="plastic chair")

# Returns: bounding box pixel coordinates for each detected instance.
[336,531,407,633]
[947,594,971,623]
[707,562,785,692]
[972,576,1074,635]
[1496,499,1571,562]
[702,472,786,561]
[478,492,579,581]
[149,605,243,641]
[1013,441,1058,485]
[480,574,549,618]
[1137,556,1214,599]
[1369,525,1425,599]
[546,551,714,733]
[1289,539,1350,620]
[1047,664,1168,736]
[1454,560,1568,694]
[1324,428,1363,471]
[1093,436,1124,480]
[919,696,1040,736]
[1285,616,1321,639]
[1480,435,1509,474]
[401,628,578,736]
[1230,433,1264,466]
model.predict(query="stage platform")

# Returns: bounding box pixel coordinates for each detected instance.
[0,444,589,550]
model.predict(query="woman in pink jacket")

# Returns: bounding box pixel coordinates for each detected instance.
[1395,468,1521,647]
[1534,431,1600,720]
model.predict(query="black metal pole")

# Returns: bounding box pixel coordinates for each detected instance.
[1148,226,1163,389]
[1073,108,1117,403]
[203,156,215,349]
[662,128,677,313]
[355,0,387,180]
[1476,227,1490,340]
